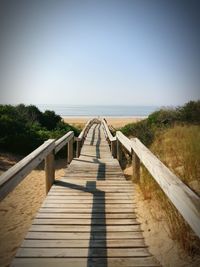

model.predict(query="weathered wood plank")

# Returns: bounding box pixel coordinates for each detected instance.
[22,239,146,248]
[33,218,139,225]
[36,213,137,219]
[55,131,74,154]
[30,225,141,232]
[16,247,150,257]
[41,203,136,209]
[12,257,160,267]
[43,199,135,204]
[39,208,136,213]
[26,231,144,240]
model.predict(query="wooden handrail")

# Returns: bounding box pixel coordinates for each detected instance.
[102,118,116,142]
[55,131,74,154]
[115,130,200,239]
[0,130,76,200]
[78,118,97,140]
[102,118,117,158]
[0,139,55,201]
[76,118,100,157]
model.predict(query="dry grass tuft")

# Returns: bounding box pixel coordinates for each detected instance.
[139,124,200,256]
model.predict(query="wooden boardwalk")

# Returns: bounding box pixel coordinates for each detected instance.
[12,122,160,267]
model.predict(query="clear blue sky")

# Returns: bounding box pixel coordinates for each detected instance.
[0,0,199,106]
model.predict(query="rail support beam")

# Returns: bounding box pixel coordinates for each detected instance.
[45,151,55,194]
[111,139,117,158]
[131,149,140,182]
[68,137,74,163]
[76,138,81,158]
[117,139,122,163]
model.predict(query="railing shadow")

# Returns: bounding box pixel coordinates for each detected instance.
[54,179,107,267]
[90,123,98,145]
[86,181,107,267]
[94,124,106,180]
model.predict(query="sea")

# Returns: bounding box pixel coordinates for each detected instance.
[37,105,159,117]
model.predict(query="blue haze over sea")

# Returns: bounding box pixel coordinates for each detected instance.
[37,105,159,117]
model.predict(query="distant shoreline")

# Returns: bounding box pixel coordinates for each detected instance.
[62,115,147,118]
[62,116,146,128]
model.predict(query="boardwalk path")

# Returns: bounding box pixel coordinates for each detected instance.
[12,122,160,266]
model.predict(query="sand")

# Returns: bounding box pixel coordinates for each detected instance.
[63,116,146,128]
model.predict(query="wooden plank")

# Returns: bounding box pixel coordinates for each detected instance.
[45,195,135,200]
[30,225,141,232]
[26,231,144,240]
[47,195,134,199]
[41,203,136,209]
[12,257,160,267]
[55,131,74,154]
[33,218,139,225]
[57,179,132,185]
[43,199,135,204]
[22,238,146,248]
[36,213,137,219]
[16,247,150,257]
[50,189,134,193]
[38,208,136,213]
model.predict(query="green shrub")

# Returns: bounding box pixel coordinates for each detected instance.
[147,108,179,126]
[120,120,154,146]
[40,110,62,130]
[120,100,200,146]
[178,100,200,124]
[0,104,80,155]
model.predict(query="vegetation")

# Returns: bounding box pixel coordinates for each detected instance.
[120,100,200,255]
[0,104,80,155]
[140,125,200,255]
[120,100,200,147]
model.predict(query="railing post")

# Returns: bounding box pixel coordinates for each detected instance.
[68,137,74,163]
[111,139,117,158]
[76,138,81,157]
[45,151,55,194]
[117,139,122,162]
[131,148,140,182]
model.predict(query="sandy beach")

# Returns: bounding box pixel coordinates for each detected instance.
[63,116,146,128]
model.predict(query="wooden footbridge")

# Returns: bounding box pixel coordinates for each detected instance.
[0,119,200,267]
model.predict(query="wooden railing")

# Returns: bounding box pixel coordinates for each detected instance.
[0,119,98,201]
[102,118,200,239]
[102,118,117,158]
[76,118,100,157]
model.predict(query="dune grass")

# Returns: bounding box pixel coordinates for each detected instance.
[139,124,200,255]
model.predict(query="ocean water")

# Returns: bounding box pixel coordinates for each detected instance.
[37,105,159,117]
